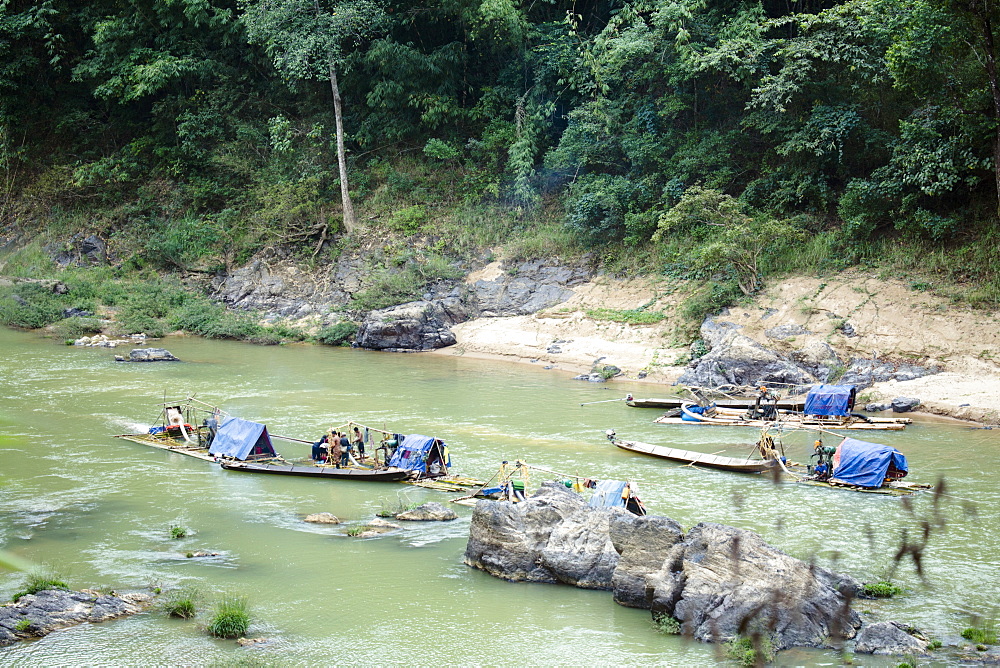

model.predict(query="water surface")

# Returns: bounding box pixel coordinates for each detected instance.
[1,328,995,665]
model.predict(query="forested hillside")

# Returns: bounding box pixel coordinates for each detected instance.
[3,0,1000,325]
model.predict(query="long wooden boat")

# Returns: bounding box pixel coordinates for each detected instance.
[613,438,778,473]
[629,397,805,410]
[220,460,410,481]
[654,403,910,430]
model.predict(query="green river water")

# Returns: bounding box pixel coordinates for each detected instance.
[1,326,998,666]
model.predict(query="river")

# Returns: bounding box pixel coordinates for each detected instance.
[1,327,997,666]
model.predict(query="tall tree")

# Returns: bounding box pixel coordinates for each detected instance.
[240,0,386,232]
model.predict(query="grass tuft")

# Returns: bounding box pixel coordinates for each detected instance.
[860,580,904,598]
[11,571,69,602]
[207,594,250,638]
[162,587,200,619]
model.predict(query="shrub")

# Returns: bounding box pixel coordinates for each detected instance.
[346,526,366,537]
[14,619,31,632]
[170,525,188,539]
[376,500,418,518]
[0,284,67,329]
[725,634,775,667]
[207,595,250,638]
[315,321,358,346]
[861,580,904,598]
[162,587,200,619]
[653,614,681,635]
[49,317,103,339]
[11,572,69,602]
[387,205,429,232]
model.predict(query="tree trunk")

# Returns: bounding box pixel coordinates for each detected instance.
[328,61,357,233]
[977,4,1000,213]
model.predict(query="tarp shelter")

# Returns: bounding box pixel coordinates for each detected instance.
[386,435,450,475]
[831,437,908,488]
[588,479,646,516]
[209,417,277,461]
[804,384,857,417]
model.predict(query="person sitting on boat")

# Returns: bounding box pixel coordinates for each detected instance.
[352,426,365,459]
[339,432,351,467]
[312,434,330,462]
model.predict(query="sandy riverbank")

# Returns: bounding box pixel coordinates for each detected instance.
[429,269,1000,424]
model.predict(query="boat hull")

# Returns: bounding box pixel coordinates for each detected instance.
[220,461,410,481]
[614,439,777,473]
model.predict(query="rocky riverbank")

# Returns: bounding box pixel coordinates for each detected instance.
[25,236,1000,423]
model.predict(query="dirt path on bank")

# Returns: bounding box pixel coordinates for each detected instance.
[430,269,1000,424]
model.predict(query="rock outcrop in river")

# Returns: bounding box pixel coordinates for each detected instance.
[464,483,861,651]
[0,588,152,646]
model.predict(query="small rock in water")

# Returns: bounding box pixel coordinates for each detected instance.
[127,348,179,362]
[395,502,457,522]
[854,621,929,656]
[237,637,270,647]
[304,513,340,524]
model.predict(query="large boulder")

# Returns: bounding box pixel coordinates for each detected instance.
[463,483,589,583]
[854,621,929,656]
[610,514,685,608]
[791,341,844,384]
[465,487,863,652]
[48,234,109,267]
[839,358,938,389]
[356,298,469,351]
[646,523,861,650]
[678,331,814,388]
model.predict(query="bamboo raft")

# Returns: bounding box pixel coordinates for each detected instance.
[115,429,217,462]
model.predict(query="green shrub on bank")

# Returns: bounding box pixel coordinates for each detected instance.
[207,594,250,638]
[725,634,775,667]
[11,572,69,602]
[315,322,357,346]
[0,283,72,329]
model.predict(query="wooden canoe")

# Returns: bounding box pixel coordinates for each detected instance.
[654,405,911,430]
[220,460,410,481]
[628,397,805,410]
[613,439,778,473]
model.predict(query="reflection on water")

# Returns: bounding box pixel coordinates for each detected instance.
[0,327,995,665]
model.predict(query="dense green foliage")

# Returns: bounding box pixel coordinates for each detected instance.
[860,579,904,598]
[4,0,1000,315]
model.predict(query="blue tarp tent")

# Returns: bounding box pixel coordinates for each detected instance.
[804,384,857,417]
[386,434,450,475]
[588,480,646,515]
[208,417,277,461]
[831,437,908,488]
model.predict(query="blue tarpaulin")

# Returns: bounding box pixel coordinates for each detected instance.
[831,437,908,488]
[386,434,450,473]
[209,417,277,461]
[804,384,857,417]
[589,480,629,508]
